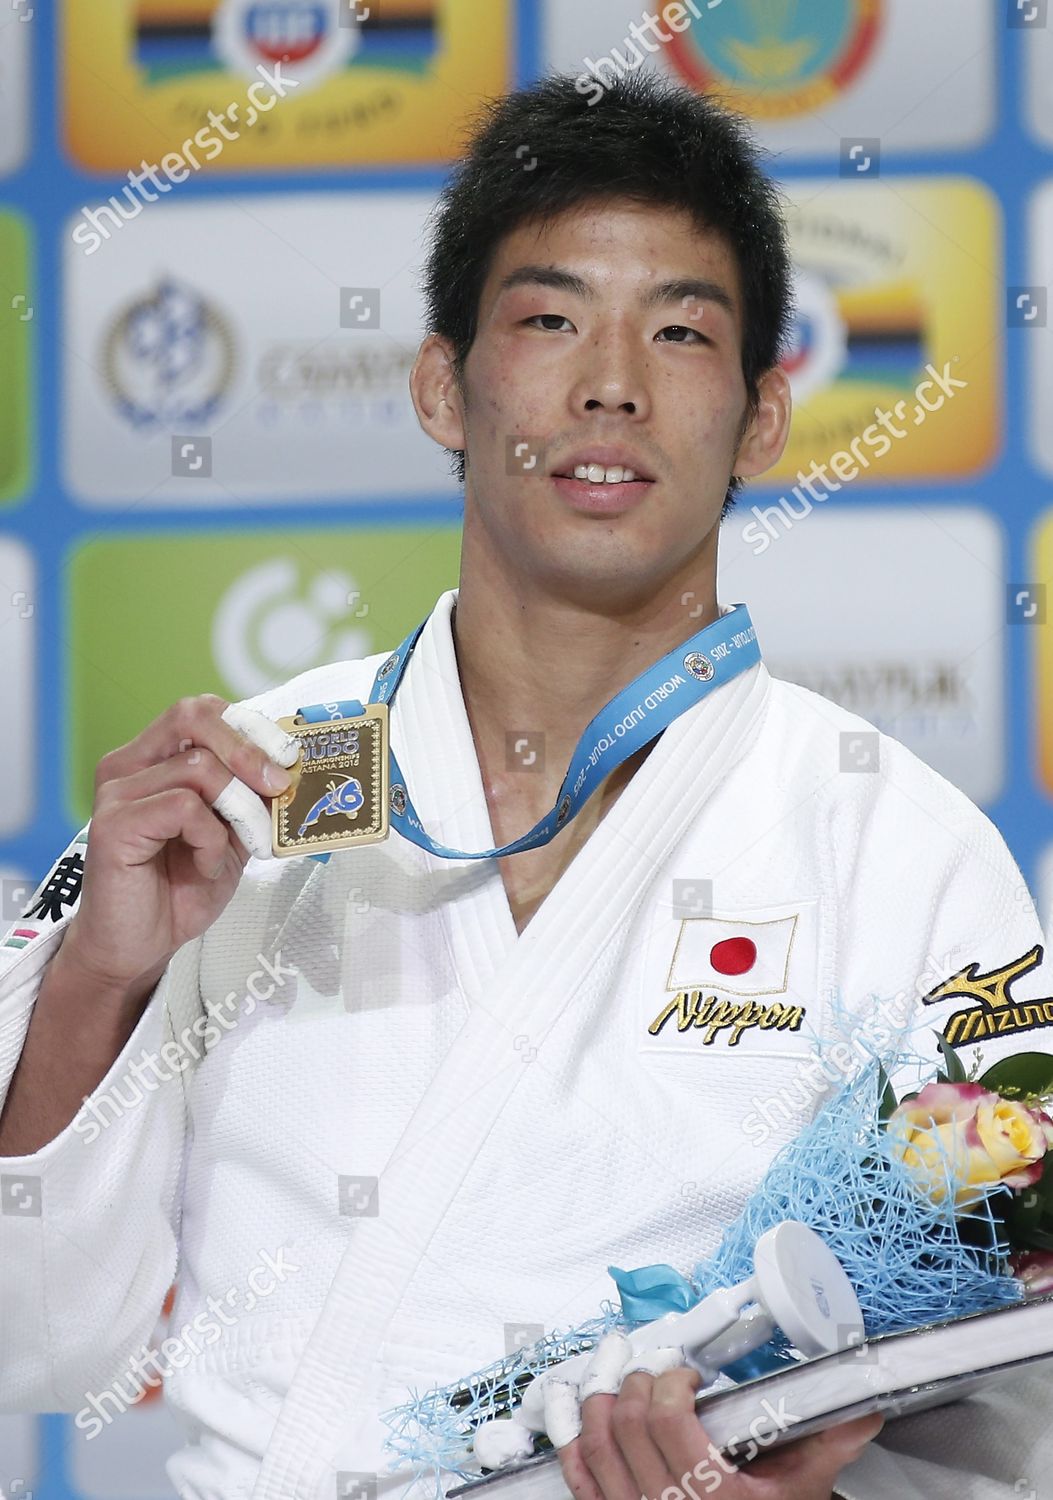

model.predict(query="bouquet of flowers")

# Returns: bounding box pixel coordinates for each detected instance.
[379,1035,1053,1493]
[881,1038,1053,1289]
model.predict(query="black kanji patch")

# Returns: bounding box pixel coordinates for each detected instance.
[24,852,84,925]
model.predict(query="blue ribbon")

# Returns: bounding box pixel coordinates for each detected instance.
[606,1262,700,1322]
[297,603,761,863]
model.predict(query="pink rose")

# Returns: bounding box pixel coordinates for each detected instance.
[887,1081,1052,1209]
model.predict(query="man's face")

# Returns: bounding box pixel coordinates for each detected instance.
[449,197,772,603]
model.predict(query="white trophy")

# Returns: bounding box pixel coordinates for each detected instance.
[473,1221,864,1468]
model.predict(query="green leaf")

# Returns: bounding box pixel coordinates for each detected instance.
[934,1030,969,1084]
[1004,1184,1047,1239]
[977,1052,1053,1102]
[1013,1223,1053,1255]
[877,1064,898,1123]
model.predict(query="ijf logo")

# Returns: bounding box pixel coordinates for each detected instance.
[213,0,360,90]
[663,0,883,119]
[102,278,236,431]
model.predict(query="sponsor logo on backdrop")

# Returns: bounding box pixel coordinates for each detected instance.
[770,178,999,482]
[256,342,414,421]
[212,0,359,91]
[67,528,461,822]
[781,267,849,407]
[545,0,993,155]
[663,0,883,117]
[103,279,237,430]
[718,507,1004,807]
[211,559,371,697]
[65,0,509,169]
[64,193,458,503]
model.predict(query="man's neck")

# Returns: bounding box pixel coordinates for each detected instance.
[451,573,721,789]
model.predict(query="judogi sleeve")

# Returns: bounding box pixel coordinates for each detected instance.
[0,828,204,1414]
[829,736,1053,1500]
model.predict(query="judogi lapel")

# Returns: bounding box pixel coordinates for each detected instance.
[253,594,773,1500]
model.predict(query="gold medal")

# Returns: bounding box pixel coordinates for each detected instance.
[270,704,390,857]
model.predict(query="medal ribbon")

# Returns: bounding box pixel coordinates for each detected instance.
[296,603,761,862]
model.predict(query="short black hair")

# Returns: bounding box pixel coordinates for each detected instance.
[420,69,795,515]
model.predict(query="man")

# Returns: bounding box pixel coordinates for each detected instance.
[0,71,1050,1500]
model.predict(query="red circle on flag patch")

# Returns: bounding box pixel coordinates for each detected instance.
[710,937,757,976]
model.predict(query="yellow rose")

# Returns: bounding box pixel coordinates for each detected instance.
[887,1081,1050,1209]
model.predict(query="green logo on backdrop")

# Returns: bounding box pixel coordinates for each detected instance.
[0,211,33,504]
[68,527,462,822]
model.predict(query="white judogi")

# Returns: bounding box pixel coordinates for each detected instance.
[2,587,1052,1500]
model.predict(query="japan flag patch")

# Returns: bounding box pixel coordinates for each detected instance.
[643,900,818,1056]
[666,914,798,998]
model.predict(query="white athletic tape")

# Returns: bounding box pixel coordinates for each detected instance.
[472,1416,537,1470]
[542,1378,584,1450]
[221,703,300,767]
[532,1336,692,1452]
[212,777,273,861]
[621,1344,690,1380]
[211,703,301,861]
[579,1331,632,1401]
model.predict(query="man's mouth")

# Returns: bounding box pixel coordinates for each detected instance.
[565,462,642,485]
[548,454,655,514]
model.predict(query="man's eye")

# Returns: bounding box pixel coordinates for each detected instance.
[656,324,706,343]
[525,314,575,331]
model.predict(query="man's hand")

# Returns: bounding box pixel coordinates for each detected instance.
[0,696,300,1156]
[555,1354,883,1500]
[61,694,299,996]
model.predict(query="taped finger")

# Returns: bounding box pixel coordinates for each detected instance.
[472,1416,536,1470]
[620,1344,689,1380]
[579,1332,632,1402]
[221,703,300,767]
[212,776,273,860]
[542,1377,583,1450]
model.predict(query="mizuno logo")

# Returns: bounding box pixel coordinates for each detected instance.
[923,945,1053,1046]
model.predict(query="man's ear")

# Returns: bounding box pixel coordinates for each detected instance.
[732,364,792,481]
[410,334,467,451]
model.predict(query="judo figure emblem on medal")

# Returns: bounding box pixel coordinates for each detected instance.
[271,704,390,856]
[683,651,715,682]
